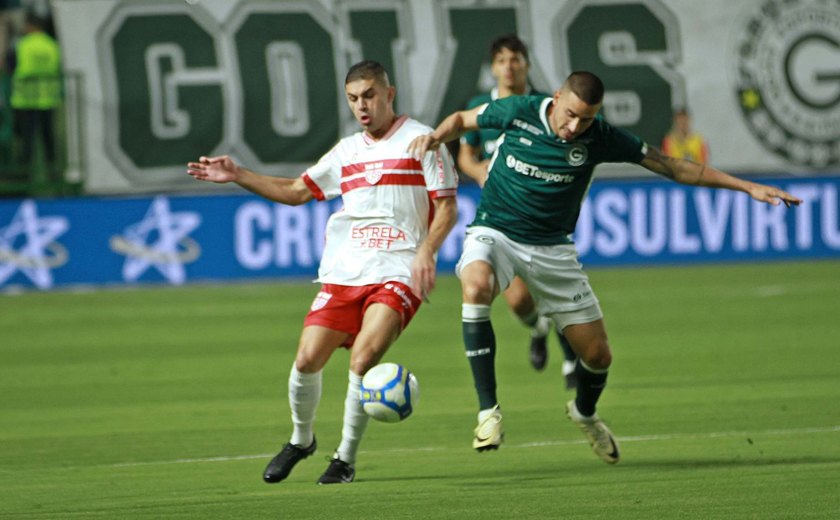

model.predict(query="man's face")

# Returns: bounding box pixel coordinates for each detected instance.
[550,90,601,141]
[491,47,529,91]
[345,77,396,136]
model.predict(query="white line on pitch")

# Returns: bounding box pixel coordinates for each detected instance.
[110,424,840,468]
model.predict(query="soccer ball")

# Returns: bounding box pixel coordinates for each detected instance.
[360,363,419,423]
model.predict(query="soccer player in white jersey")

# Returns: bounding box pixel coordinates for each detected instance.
[187,61,458,484]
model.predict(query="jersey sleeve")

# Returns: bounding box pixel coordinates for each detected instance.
[475,96,525,131]
[422,144,458,199]
[460,129,481,148]
[600,121,647,164]
[301,143,343,201]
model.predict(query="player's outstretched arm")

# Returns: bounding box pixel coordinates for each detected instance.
[187,155,313,206]
[411,196,458,302]
[640,146,801,207]
[408,106,482,159]
[457,142,491,187]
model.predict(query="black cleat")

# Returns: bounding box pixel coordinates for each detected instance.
[317,456,355,484]
[530,334,548,371]
[263,437,317,483]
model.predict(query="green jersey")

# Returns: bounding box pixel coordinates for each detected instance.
[472,95,646,245]
[461,87,546,160]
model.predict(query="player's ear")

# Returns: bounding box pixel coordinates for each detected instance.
[387,85,396,103]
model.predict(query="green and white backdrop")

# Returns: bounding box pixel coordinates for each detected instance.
[51,0,840,194]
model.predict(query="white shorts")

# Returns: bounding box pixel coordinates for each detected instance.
[456,226,603,330]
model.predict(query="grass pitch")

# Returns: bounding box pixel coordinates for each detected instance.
[2,261,839,519]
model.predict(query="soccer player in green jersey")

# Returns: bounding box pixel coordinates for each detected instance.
[458,34,579,383]
[409,71,801,462]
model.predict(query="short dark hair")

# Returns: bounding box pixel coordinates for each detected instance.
[345,60,390,86]
[564,71,604,105]
[490,34,529,63]
[25,11,46,29]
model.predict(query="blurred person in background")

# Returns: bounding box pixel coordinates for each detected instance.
[661,107,708,164]
[459,34,578,384]
[188,61,458,485]
[8,11,61,187]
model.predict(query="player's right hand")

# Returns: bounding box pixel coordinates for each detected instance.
[186,155,239,184]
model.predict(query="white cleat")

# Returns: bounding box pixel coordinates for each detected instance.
[473,405,504,452]
[566,400,620,464]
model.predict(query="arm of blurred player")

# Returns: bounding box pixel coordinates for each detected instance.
[640,146,801,207]
[408,106,482,159]
[411,196,458,301]
[457,142,490,187]
[187,155,313,206]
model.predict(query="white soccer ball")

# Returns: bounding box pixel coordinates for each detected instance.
[360,363,419,423]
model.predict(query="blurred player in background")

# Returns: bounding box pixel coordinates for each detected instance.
[188,61,458,484]
[409,70,800,462]
[661,107,709,163]
[458,34,578,384]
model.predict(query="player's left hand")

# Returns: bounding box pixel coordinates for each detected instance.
[407,134,441,161]
[410,246,436,303]
[748,184,802,208]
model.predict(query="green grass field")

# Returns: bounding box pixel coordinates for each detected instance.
[2,261,839,519]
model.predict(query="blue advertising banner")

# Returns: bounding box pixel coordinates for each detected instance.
[1,176,838,291]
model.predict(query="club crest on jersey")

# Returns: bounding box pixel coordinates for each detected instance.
[364,162,384,185]
[310,291,332,311]
[567,144,588,166]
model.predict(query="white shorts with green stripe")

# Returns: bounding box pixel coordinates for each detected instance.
[456,225,603,330]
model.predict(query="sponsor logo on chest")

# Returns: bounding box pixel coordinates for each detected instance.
[512,118,544,136]
[352,225,407,249]
[505,154,575,183]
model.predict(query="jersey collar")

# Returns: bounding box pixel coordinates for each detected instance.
[539,97,555,137]
[492,85,532,101]
[362,114,408,145]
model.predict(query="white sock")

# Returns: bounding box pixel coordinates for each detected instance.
[288,364,322,446]
[532,315,551,337]
[336,371,368,465]
[477,405,500,423]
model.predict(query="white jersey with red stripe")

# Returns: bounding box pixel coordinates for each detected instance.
[301,115,458,287]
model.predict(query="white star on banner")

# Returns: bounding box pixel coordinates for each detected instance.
[0,200,69,289]
[111,196,201,285]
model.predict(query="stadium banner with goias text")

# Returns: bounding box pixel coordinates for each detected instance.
[1,176,838,291]
[51,0,840,194]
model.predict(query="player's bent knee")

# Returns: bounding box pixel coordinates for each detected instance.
[507,296,535,317]
[579,343,612,370]
[461,280,493,304]
[294,357,321,373]
[294,347,328,373]
[349,350,383,376]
